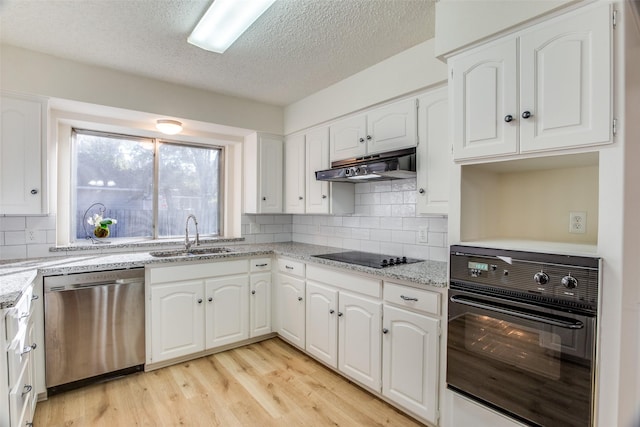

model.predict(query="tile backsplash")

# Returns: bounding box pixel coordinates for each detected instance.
[2,179,448,262]
[289,179,448,262]
[0,215,57,260]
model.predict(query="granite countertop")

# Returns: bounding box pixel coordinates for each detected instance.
[0,242,448,309]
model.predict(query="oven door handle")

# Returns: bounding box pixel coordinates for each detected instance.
[450,295,584,329]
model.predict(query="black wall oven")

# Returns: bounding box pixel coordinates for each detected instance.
[447,245,600,427]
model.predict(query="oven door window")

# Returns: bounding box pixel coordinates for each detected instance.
[447,290,595,427]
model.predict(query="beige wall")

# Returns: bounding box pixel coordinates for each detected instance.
[283,38,447,135]
[434,0,579,58]
[0,44,283,135]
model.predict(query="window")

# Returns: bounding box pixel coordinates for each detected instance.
[72,129,222,241]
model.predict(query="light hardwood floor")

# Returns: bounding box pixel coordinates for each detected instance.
[34,338,425,426]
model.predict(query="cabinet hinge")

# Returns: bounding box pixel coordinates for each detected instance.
[613,118,618,136]
[613,10,617,29]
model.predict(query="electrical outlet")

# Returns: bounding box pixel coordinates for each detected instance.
[569,211,587,234]
[26,229,36,242]
[418,226,429,244]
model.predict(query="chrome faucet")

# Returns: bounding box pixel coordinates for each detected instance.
[185,214,200,251]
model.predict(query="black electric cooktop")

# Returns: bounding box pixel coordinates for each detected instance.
[313,251,423,269]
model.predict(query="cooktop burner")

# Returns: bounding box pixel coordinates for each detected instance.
[313,251,424,269]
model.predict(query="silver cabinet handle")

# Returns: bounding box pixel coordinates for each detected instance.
[21,343,37,355]
[197,298,203,304]
[418,188,425,194]
[208,297,213,302]
[20,312,30,319]
[30,189,38,195]
[298,196,303,200]
[366,135,372,140]
[504,114,514,123]
[522,111,532,119]
[359,137,365,143]
[382,328,389,334]
[337,312,343,317]
[22,385,33,396]
[31,294,39,301]
[322,195,327,199]
[286,265,294,270]
[297,296,303,302]
[329,309,335,314]
[400,295,418,302]
[251,290,256,295]
[255,263,268,267]
[26,423,34,427]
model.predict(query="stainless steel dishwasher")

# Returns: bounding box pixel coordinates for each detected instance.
[44,268,145,394]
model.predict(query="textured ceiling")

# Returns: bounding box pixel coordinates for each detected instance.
[0,0,435,107]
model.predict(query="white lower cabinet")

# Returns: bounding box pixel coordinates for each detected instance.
[147,259,255,366]
[249,272,272,338]
[305,282,339,367]
[205,276,249,348]
[150,280,205,362]
[275,272,306,349]
[338,291,382,392]
[382,305,440,424]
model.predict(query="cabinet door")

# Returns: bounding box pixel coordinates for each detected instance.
[284,134,306,213]
[338,291,382,392]
[305,282,339,368]
[519,4,611,152]
[259,135,284,213]
[451,38,518,160]
[305,126,330,214]
[330,114,367,162]
[417,86,449,215]
[250,272,272,338]
[276,274,306,349]
[382,305,440,425]
[150,281,205,363]
[0,95,45,214]
[205,275,249,349]
[366,98,417,155]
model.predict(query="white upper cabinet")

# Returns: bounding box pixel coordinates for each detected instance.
[519,4,611,153]
[284,133,306,213]
[450,38,518,160]
[244,132,283,214]
[305,127,331,213]
[0,93,47,215]
[366,98,418,155]
[417,86,450,215]
[330,98,417,162]
[450,3,611,161]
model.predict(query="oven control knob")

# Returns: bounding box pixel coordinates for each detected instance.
[562,275,578,289]
[533,272,549,285]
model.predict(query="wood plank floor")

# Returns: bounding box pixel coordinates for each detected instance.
[34,338,425,426]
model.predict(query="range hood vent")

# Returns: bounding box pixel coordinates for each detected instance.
[315,147,416,183]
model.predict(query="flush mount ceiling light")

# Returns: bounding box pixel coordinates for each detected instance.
[188,0,276,54]
[156,119,183,135]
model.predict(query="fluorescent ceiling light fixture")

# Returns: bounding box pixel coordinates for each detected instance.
[188,0,276,53]
[156,119,183,135]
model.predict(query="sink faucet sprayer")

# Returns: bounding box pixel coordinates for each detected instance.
[185,214,200,251]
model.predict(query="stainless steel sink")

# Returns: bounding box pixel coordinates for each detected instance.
[149,247,234,258]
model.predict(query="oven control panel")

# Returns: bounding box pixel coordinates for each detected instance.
[450,245,600,311]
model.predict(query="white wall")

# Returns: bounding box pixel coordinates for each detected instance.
[434,0,578,58]
[283,39,447,135]
[0,44,283,135]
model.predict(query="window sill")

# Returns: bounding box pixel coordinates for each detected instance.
[50,237,245,253]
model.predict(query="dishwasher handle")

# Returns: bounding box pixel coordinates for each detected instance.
[45,278,144,292]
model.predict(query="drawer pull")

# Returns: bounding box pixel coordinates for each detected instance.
[286,265,294,270]
[337,312,343,317]
[400,295,419,302]
[297,297,303,302]
[329,309,335,314]
[22,385,33,396]
[382,328,389,334]
[255,263,268,267]
[21,343,37,355]
[20,312,30,319]
[251,290,256,295]
[31,294,39,301]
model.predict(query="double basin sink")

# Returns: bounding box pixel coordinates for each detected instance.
[149,247,234,258]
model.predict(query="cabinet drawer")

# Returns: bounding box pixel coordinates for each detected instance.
[5,285,34,342]
[251,258,272,272]
[384,282,440,316]
[277,258,305,277]
[8,316,36,386]
[10,355,33,427]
